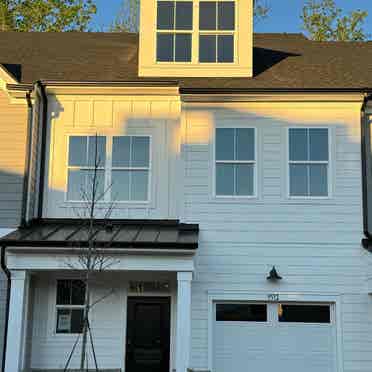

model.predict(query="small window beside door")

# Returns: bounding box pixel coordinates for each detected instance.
[56,279,86,334]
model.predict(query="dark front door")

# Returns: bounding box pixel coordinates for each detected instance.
[126,297,171,372]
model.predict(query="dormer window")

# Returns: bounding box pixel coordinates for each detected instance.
[199,1,235,63]
[139,0,252,77]
[156,1,193,62]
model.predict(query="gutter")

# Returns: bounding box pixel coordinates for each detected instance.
[36,81,48,219]
[20,91,34,226]
[1,246,10,372]
[179,87,372,95]
[360,93,372,249]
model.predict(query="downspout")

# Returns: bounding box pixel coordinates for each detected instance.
[20,91,34,227]
[1,246,10,372]
[2,87,35,372]
[361,93,372,245]
[36,81,48,220]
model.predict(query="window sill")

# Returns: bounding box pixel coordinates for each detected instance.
[59,200,152,209]
[281,196,335,205]
[210,195,261,204]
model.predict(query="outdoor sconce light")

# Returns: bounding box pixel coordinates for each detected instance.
[267,266,282,281]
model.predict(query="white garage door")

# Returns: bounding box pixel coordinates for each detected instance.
[213,302,336,372]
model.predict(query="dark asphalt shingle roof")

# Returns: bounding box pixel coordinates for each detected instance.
[1,32,372,90]
[0,219,199,249]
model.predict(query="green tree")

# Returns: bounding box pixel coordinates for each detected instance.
[254,0,269,21]
[301,0,368,41]
[0,0,97,32]
[110,0,138,33]
[110,0,270,33]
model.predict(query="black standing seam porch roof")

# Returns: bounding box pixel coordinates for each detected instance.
[0,219,199,250]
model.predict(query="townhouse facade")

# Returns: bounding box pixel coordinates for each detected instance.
[1,1,372,372]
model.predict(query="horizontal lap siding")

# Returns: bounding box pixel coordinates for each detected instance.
[30,275,126,370]
[0,90,27,370]
[183,103,372,371]
[0,90,27,227]
[0,252,6,372]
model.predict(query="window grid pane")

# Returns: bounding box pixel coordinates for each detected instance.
[175,2,193,30]
[157,1,174,30]
[289,128,329,197]
[216,128,255,196]
[112,136,150,201]
[67,136,106,201]
[56,280,86,334]
[199,1,217,30]
[218,1,235,30]
[157,1,192,62]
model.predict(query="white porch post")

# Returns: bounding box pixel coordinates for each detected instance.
[176,271,193,372]
[4,270,30,372]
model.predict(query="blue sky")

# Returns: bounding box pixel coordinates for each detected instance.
[92,0,372,36]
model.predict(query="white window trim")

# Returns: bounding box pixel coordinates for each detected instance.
[213,126,258,199]
[286,127,333,200]
[206,291,343,372]
[155,0,238,65]
[54,279,86,336]
[65,134,152,204]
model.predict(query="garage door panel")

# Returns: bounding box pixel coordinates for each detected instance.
[213,302,336,372]
[214,323,274,372]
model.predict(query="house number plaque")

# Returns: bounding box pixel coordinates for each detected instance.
[267,294,279,302]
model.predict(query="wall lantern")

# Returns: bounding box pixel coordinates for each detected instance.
[267,266,282,281]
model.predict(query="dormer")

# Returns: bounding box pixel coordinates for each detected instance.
[139,0,253,77]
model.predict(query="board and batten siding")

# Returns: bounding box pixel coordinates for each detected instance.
[181,101,372,372]
[44,94,182,220]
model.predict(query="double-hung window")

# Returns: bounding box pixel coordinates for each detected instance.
[67,135,151,202]
[288,128,330,197]
[199,1,235,62]
[156,0,193,62]
[56,279,86,334]
[215,128,256,197]
[111,136,151,201]
[67,136,106,201]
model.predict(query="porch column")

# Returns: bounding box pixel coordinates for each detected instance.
[4,270,30,372]
[176,271,193,372]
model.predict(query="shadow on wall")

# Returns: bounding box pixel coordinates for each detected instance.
[0,169,25,228]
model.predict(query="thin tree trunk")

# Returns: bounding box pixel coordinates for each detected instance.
[80,136,99,369]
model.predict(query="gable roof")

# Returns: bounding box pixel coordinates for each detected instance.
[1,32,372,90]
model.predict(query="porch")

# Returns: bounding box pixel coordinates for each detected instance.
[1,219,198,372]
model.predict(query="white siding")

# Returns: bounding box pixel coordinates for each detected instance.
[44,95,181,220]
[29,272,177,371]
[181,102,372,372]
[0,229,14,371]
[28,98,372,372]
[0,255,6,372]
